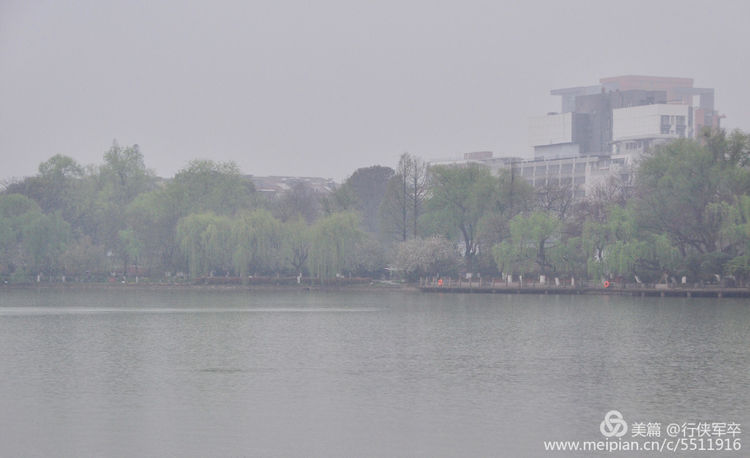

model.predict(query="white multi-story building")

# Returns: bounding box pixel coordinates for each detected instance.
[428,75,720,199]
[611,103,690,156]
[520,75,720,197]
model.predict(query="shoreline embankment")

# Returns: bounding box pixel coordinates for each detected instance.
[2,281,749,298]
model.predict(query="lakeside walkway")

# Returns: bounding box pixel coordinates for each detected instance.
[419,279,750,298]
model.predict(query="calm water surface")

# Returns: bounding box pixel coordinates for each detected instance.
[0,289,747,457]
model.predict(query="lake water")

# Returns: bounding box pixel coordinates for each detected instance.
[0,288,747,457]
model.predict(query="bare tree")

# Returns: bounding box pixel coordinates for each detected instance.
[409,155,428,238]
[536,181,576,221]
[379,153,427,241]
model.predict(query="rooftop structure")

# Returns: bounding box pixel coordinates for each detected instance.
[533,75,721,160]
[246,176,337,197]
[428,75,722,200]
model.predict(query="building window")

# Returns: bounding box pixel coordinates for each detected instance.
[523,167,533,177]
[574,176,585,184]
[575,163,586,173]
[562,164,573,174]
[661,115,671,134]
[535,166,546,174]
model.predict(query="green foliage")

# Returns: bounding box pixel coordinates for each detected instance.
[582,205,635,279]
[0,195,43,273]
[0,194,70,276]
[38,154,85,180]
[124,159,255,275]
[308,212,363,281]
[635,138,750,254]
[96,143,156,259]
[126,189,180,272]
[603,234,682,282]
[424,164,496,271]
[321,182,358,215]
[378,153,427,241]
[493,211,561,275]
[283,217,311,273]
[177,213,234,278]
[118,228,143,270]
[4,130,750,285]
[22,212,71,274]
[170,160,254,216]
[351,237,388,277]
[704,128,750,168]
[726,255,750,285]
[61,236,107,277]
[5,156,94,236]
[343,165,394,234]
[273,182,321,223]
[99,142,154,205]
[0,193,42,218]
[548,236,587,279]
[232,209,284,278]
[379,173,409,241]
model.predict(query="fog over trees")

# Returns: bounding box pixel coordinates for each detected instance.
[1,130,749,285]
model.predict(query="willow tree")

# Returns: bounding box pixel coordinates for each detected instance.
[581,205,635,280]
[307,212,363,281]
[232,209,284,279]
[127,159,255,274]
[423,163,496,272]
[493,211,561,277]
[283,217,311,274]
[176,213,234,279]
[721,195,750,285]
[603,234,682,283]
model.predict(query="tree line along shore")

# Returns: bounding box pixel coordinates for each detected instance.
[1,129,749,288]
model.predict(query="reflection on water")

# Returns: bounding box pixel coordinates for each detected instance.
[0,289,748,457]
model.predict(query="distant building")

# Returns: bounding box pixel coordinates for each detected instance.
[526,75,722,196]
[532,75,721,160]
[429,151,522,170]
[430,152,623,199]
[246,176,337,198]
[429,75,721,198]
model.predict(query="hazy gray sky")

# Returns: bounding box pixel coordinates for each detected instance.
[2,0,748,181]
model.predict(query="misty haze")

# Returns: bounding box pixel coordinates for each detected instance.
[1,1,748,457]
